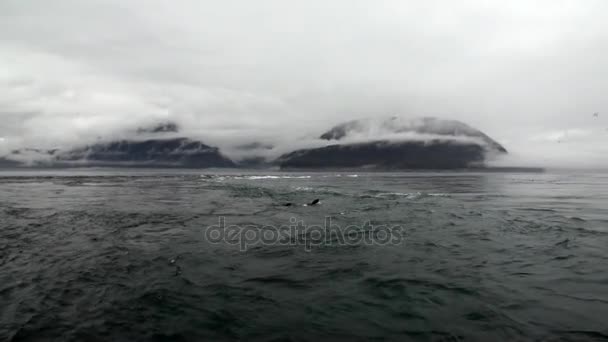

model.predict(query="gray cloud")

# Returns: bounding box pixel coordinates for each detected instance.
[1,0,607,167]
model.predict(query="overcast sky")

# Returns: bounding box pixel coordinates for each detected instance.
[1,0,607,167]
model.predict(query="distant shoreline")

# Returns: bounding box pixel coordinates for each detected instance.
[278,166,546,173]
[0,166,546,173]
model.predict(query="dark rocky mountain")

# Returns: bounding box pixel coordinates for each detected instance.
[320,116,507,153]
[278,117,508,170]
[1,117,510,170]
[0,157,21,168]
[278,140,486,169]
[1,119,235,168]
[57,138,235,168]
[1,138,235,168]
[36,121,236,168]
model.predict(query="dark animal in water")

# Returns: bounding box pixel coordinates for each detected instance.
[282,199,320,207]
[309,199,320,206]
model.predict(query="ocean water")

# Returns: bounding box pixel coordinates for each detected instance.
[1,169,608,341]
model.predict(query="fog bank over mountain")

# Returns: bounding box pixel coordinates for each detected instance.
[1,0,608,168]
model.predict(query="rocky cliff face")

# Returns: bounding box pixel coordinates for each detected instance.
[278,117,507,169]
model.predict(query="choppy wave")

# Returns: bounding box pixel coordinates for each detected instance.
[235,175,312,180]
[201,174,313,181]
[1,170,608,341]
[201,174,366,181]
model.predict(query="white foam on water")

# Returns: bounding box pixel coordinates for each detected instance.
[200,175,312,181]
[238,175,312,180]
[375,192,450,199]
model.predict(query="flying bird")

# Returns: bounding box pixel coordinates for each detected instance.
[593,112,599,118]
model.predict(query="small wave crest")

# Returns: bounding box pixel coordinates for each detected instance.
[238,175,312,180]
[201,175,312,181]
[373,192,450,199]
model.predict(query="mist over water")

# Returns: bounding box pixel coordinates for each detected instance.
[2,0,608,168]
[1,169,607,341]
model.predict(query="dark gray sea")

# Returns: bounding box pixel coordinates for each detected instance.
[1,169,608,341]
